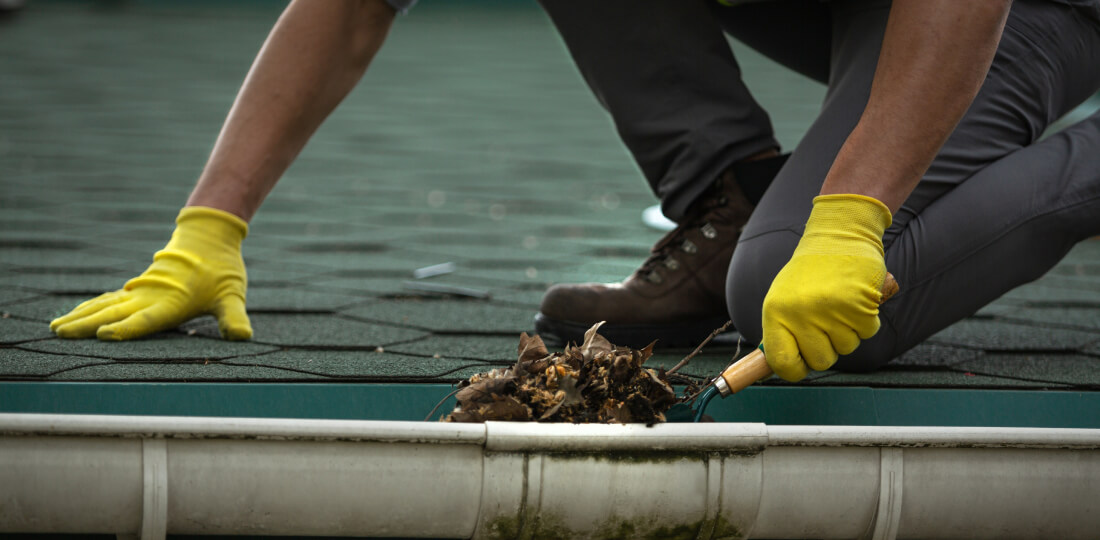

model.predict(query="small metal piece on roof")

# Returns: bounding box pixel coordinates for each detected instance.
[412,262,456,280]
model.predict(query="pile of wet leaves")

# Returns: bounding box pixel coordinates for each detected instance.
[444,322,685,424]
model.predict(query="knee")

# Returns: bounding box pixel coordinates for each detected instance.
[834,317,898,373]
[726,230,799,344]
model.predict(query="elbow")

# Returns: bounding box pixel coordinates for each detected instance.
[346,0,397,68]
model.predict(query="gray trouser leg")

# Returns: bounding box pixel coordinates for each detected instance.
[537,0,783,221]
[727,0,1100,371]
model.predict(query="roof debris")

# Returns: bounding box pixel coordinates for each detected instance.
[443,322,689,424]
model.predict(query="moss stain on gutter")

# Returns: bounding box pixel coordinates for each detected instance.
[483,451,748,540]
[533,449,760,462]
[485,513,744,540]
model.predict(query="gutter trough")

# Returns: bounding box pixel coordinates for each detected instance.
[1,414,1097,539]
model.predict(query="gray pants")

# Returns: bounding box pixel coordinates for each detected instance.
[540,0,1100,370]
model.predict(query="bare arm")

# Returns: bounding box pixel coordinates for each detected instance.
[187,0,396,221]
[820,0,1012,212]
[50,1,396,341]
[759,1,1013,380]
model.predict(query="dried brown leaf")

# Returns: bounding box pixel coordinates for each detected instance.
[521,357,550,375]
[635,340,657,364]
[580,321,613,361]
[558,375,584,407]
[611,354,633,383]
[642,368,677,410]
[518,332,550,363]
[538,401,564,421]
[605,400,633,424]
[447,408,486,423]
[480,395,531,421]
[455,376,516,406]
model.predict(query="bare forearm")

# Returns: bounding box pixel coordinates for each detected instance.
[820,0,1011,212]
[187,0,395,221]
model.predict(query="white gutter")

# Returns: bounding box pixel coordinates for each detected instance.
[0,414,1097,540]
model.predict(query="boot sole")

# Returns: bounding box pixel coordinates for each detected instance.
[533,313,733,349]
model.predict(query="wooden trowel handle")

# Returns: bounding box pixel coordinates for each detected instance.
[713,273,899,397]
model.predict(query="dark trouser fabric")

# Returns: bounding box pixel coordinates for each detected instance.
[539,0,1100,370]
[538,0,782,222]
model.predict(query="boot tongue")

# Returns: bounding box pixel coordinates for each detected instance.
[730,153,789,206]
[683,180,732,227]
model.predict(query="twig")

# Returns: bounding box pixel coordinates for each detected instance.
[665,372,704,386]
[665,320,731,376]
[680,383,712,405]
[679,334,743,404]
[424,386,463,421]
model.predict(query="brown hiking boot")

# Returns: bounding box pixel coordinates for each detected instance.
[535,164,769,348]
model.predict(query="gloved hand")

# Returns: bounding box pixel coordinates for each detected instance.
[50,206,252,341]
[761,194,892,381]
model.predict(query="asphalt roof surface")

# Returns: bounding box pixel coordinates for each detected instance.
[2,2,1100,393]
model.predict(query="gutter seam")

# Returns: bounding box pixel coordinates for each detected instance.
[140,439,167,540]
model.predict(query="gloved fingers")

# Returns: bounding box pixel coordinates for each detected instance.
[764,324,810,382]
[213,295,252,340]
[854,313,882,340]
[50,290,127,332]
[52,298,146,339]
[799,328,840,372]
[96,301,189,341]
[829,326,862,357]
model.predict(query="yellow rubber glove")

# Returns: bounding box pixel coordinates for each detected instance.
[50,206,252,341]
[761,194,892,381]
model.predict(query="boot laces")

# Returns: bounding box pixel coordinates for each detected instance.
[638,181,733,283]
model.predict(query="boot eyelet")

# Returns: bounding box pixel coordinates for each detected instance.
[664,258,680,270]
[646,271,664,284]
[681,240,698,254]
[701,223,718,239]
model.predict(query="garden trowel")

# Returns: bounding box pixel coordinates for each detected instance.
[667,273,899,422]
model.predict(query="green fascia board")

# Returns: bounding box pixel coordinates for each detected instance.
[0,382,451,423]
[704,387,1100,428]
[0,382,1097,428]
